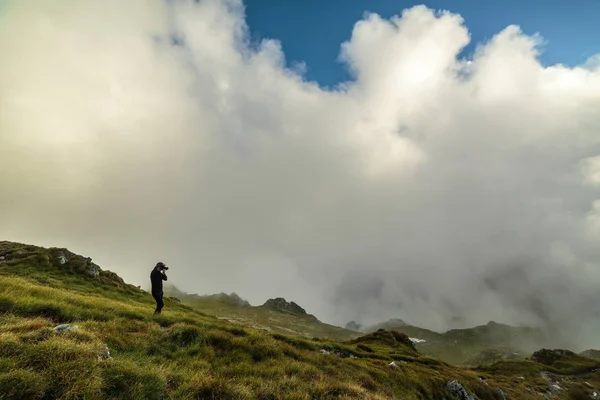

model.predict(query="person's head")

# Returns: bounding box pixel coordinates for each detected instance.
[155,262,168,271]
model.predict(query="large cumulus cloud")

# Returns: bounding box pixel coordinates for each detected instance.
[1,0,600,349]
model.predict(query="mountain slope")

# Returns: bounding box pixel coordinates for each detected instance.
[163,284,358,341]
[1,241,600,399]
[363,318,549,366]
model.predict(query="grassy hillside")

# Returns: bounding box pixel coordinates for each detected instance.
[163,285,358,341]
[1,241,600,399]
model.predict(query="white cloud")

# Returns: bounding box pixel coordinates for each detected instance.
[1,0,600,349]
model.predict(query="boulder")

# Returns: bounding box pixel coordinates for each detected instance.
[446,381,476,400]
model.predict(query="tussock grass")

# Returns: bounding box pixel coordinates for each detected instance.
[0,272,518,399]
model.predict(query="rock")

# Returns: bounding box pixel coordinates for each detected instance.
[351,329,417,352]
[389,361,398,367]
[171,297,181,303]
[262,297,314,318]
[319,349,330,355]
[496,387,509,400]
[57,253,68,264]
[100,344,111,360]
[88,263,100,277]
[384,329,417,350]
[446,381,476,400]
[548,384,561,395]
[531,349,576,365]
[54,324,78,333]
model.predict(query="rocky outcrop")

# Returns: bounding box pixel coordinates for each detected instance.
[0,241,142,297]
[48,249,102,277]
[531,349,577,364]
[351,329,417,352]
[261,297,315,319]
[530,349,600,375]
[446,381,476,400]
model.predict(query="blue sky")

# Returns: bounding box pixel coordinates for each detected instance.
[245,0,600,87]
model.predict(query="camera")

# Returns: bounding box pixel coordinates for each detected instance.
[162,266,169,270]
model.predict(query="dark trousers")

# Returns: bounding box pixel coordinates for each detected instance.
[152,292,164,315]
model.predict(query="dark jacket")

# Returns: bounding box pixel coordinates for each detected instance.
[150,268,167,295]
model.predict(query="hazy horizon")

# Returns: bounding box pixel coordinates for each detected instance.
[2,0,600,351]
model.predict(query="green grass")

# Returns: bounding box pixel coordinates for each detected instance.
[1,241,599,399]
[164,289,359,342]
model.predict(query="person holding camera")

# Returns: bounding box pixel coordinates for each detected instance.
[150,262,168,315]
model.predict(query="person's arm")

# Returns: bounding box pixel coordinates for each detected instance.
[161,270,168,281]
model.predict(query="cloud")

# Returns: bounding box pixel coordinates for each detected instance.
[1,0,600,348]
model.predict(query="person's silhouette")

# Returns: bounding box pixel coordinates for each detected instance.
[150,262,168,315]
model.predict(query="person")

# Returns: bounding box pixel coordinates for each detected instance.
[150,262,168,315]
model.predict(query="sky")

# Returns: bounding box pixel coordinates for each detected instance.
[1,0,600,349]
[243,0,600,87]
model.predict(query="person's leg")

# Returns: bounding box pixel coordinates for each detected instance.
[152,293,163,315]
[157,293,164,314]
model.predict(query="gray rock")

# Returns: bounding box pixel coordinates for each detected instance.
[57,252,68,264]
[54,324,78,333]
[88,263,100,277]
[446,381,476,400]
[496,387,509,400]
[100,344,111,360]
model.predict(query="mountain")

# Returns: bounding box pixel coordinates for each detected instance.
[363,318,408,332]
[580,349,600,361]
[345,321,362,332]
[358,319,550,366]
[2,240,600,399]
[163,284,251,307]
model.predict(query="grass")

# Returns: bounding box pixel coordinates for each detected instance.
[1,241,599,399]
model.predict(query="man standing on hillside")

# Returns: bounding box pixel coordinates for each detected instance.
[150,262,168,315]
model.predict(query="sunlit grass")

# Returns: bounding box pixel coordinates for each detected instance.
[1,241,598,399]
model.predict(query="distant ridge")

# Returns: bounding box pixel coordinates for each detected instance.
[261,297,317,320]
